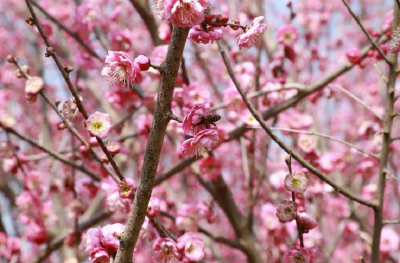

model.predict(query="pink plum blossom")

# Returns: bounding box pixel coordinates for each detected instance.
[155,0,209,28]
[152,238,181,263]
[346,48,362,64]
[182,103,211,136]
[283,246,311,263]
[101,51,143,88]
[61,97,80,122]
[188,25,223,44]
[284,172,309,193]
[237,16,267,49]
[297,212,318,233]
[276,200,297,223]
[177,233,205,262]
[198,156,221,180]
[85,111,113,139]
[181,129,219,157]
[277,24,299,46]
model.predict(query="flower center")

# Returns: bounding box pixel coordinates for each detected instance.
[285,207,293,214]
[91,122,103,131]
[291,178,301,188]
[294,255,305,263]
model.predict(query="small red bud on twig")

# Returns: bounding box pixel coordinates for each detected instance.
[45,47,55,57]
[25,17,34,26]
[63,65,74,73]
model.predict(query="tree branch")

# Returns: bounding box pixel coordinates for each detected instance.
[153,35,382,186]
[25,0,125,182]
[114,25,190,263]
[2,126,101,181]
[30,211,112,263]
[128,0,163,46]
[371,3,399,261]
[341,0,391,65]
[217,40,376,208]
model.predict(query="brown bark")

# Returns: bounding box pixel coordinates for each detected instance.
[114,25,189,263]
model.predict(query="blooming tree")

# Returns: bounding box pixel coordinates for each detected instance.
[0,0,400,263]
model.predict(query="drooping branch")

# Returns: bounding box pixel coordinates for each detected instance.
[114,25,190,263]
[217,40,376,208]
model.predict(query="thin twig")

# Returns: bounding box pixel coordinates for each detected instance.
[383,219,400,225]
[153,35,384,187]
[217,40,376,208]
[372,63,388,83]
[257,127,379,159]
[329,84,383,121]
[341,0,391,65]
[371,5,399,257]
[30,0,101,60]
[3,126,101,181]
[25,0,125,182]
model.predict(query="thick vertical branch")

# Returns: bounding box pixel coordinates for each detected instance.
[370,3,399,262]
[196,175,264,263]
[129,0,163,46]
[114,25,189,263]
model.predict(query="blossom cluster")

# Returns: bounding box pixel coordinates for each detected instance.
[181,104,219,157]
[275,168,322,263]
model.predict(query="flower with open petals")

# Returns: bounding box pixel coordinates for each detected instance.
[283,246,311,263]
[183,103,211,136]
[277,24,298,46]
[188,25,223,44]
[309,247,323,263]
[181,129,219,157]
[155,0,209,28]
[85,224,125,263]
[276,200,297,223]
[25,76,44,103]
[388,26,400,53]
[199,156,221,180]
[25,76,44,95]
[85,112,113,139]
[101,51,143,88]
[237,16,267,49]
[153,238,181,263]
[61,97,80,122]
[177,233,205,262]
[284,171,308,193]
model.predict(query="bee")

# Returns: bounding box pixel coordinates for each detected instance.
[197,114,221,128]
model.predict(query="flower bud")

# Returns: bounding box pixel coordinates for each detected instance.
[45,47,55,57]
[89,137,99,147]
[6,55,16,64]
[25,17,34,26]
[134,54,151,71]
[57,122,66,130]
